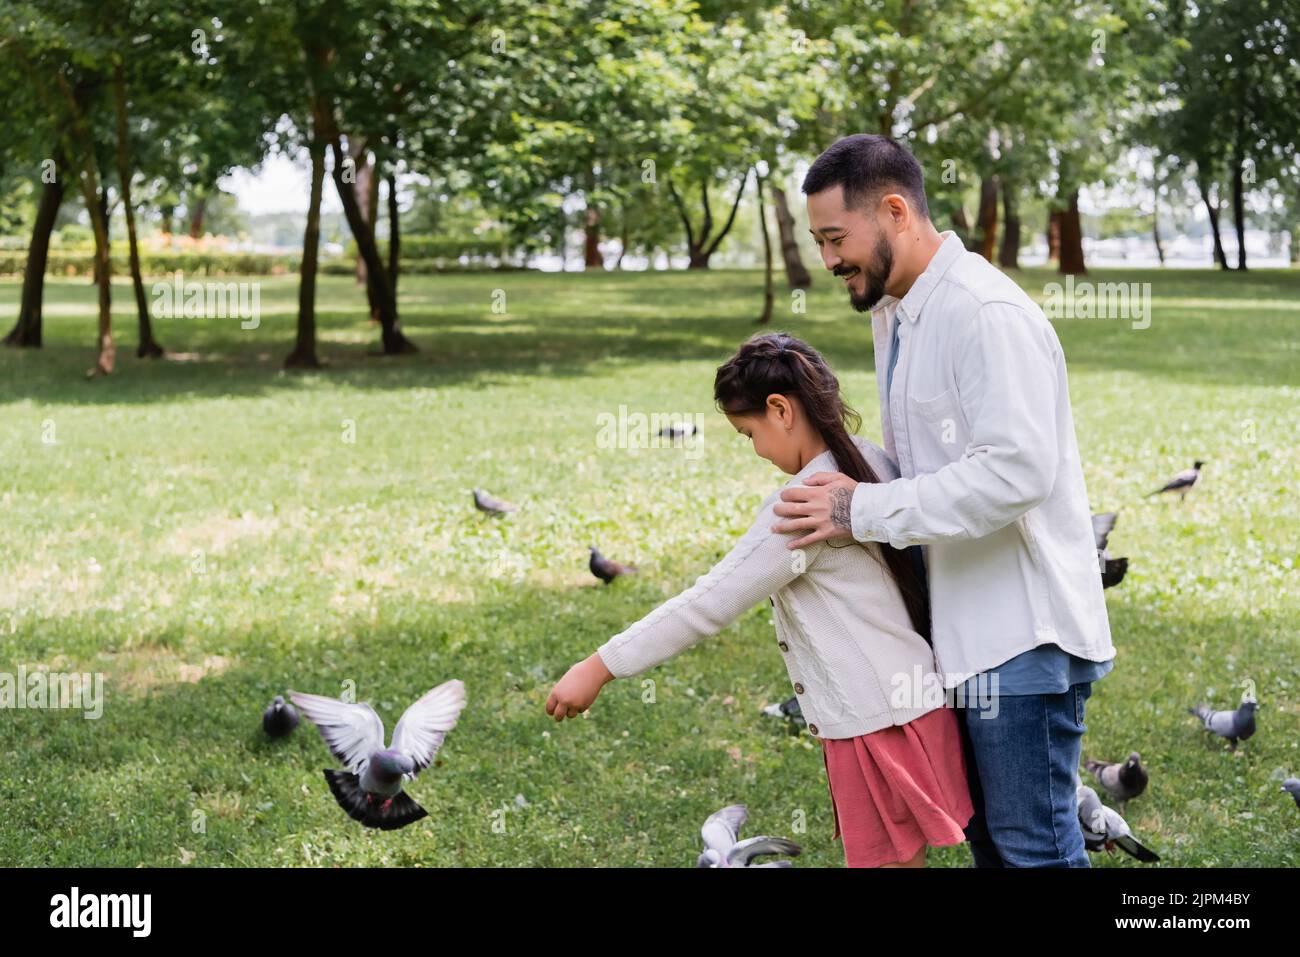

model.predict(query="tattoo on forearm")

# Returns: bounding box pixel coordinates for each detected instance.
[830,487,852,532]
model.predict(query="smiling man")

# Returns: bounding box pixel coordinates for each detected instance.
[772,134,1116,868]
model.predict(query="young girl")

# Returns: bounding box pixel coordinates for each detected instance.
[545,332,974,868]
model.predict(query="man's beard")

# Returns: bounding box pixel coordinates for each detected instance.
[844,234,893,313]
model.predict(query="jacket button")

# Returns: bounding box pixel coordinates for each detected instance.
[778,641,789,652]
[793,682,804,694]
[808,724,819,735]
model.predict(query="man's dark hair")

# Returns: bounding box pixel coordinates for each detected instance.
[801,134,930,220]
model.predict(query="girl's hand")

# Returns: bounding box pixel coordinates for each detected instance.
[546,652,615,722]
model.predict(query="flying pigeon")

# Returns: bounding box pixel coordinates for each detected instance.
[1146,461,1204,501]
[1077,784,1160,862]
[289,680,467,830]
[658,422,698,441]
[1091,512,1129,589]
[762,695,806,727]
[1190,689,1257,751]
[473,489,518,515]
[262,695,299,738]
[1084,752,1148,803]
[1281,778,1300,810]
[589,546,636,584]
[696,804,802,868]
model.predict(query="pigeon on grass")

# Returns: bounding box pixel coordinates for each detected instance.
[1189,689,1257,751]
[262,695,299,738]
[762,695,806,728]
[1146,461,1204,501]
[589,546,636,584]
[473,489,518,515]
[289,680,466,830]
[696,804,802,868]
[1077,784,1160,863]
[1084,752,1148,803]
[1091,512,1129,589]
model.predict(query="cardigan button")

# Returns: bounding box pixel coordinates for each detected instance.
[808,724,819,736]
[778,641,789,652]
[793,682,804,694]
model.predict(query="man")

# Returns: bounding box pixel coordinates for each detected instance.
[772,134,1115,867]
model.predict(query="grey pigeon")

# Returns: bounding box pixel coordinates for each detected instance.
[473,489,518,515]
[1085,751,1148,803]
[262,695,299,738]
[589,546,636,584]
[1146,461,1204,501]
[1091,512,1129,589]
[1281,778,1300,810]
[762,695,806,728]
[1077,784,1160,862]
[289,680,466,830]
[695,804,802,868]
[658,422,698,440]
[1189,689,1257,751]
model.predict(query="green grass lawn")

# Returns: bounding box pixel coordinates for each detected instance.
[1,265,1297,867]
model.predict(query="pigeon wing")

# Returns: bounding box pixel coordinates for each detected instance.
[1091,512,1117,551]
[391,679,467,777]
[289,691,385,773]
[727,836,802,867]
[1206,709,1237,736]
[701,805,747,855]
[1100,806,1132,842]
[1114,834,1160,863]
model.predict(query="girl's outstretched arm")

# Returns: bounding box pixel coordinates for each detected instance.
[544,493,821,722]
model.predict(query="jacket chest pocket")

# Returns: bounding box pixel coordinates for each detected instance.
[907,387,969,469]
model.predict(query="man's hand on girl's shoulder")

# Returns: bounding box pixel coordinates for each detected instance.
[772,471,859,549]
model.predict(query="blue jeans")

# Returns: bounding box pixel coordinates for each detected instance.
[956,682,1093,867]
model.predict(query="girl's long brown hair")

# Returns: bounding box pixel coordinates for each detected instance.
[714,332,932,643]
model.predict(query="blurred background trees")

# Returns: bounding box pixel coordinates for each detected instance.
[2,0,1296,368]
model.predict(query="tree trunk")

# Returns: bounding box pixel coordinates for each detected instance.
[755,168,774,325]
[351,147,381,321]
[1231,152,1247,271]
[353,145,376,291]
[615,201,629,269]
[286,132,325,369]
[997,179,1020,270]
[1047,210,1063,262]
[667,175,746,270]
[557,204,568,270]
[320,115,414,353]
[583,208,602,268]
[3,159,64,348]
[770,183,812,289]
[92,188,110,287]
[54,72,114,374]
[1152,204,1165,266]
[1196,177,1229,270]
[188,195,206,239]
[386,170,399,302]
[85,178,115,373]
[1058,189,1086,275]
[113,63,163,359]
[583,167,602,270]
[975,175,999,262]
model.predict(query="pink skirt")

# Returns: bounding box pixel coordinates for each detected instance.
[820,706,975,867]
